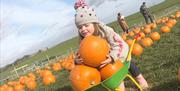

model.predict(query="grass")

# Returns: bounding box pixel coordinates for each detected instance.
[0,0,180,90]
[128,21,180,91]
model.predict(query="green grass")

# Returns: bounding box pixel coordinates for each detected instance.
[130,21,180,91]
[0,0,180,90]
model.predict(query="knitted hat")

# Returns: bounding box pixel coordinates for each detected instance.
[74,0,99,27]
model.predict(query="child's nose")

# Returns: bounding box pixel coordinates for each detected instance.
[81,26,86,30]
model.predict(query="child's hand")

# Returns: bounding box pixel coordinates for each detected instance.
[75,52,84,65]
[99,55,112,68]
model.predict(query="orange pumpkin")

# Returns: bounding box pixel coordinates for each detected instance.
[139,32,146,38]
[144,24,151,29]
[161,19,166,23]
[26,79,37,90]
[178,67,180,81]
[7,81,14,86]
[43,75,56,85]
[79,35,110,67]
[100,60,124,81]
[143,28,151,34]
[6,86,14,91]
[133,27,141,34]
[128,31,134,37]
[121,33,127,40]
[28,73,36,81]
[150,23,157,29]
[64,62,75,71]
[156,19,162,24]
[0,85,8,91]
[141,37,153,47]
[126,39,133,47]
[14,83,24,91]
[168,19,177,25]
[52,63,62,71]
[70,65,101,91]
[132,43,144,56]
[170,15,176,19]
[160,26,171,33]
[150,32,160,41]
[176,11,180,18]
[165,22,173,28]
[19,76,28,85]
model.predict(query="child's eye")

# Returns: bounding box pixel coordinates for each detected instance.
[84,24,89,27]
[78,25,82,29]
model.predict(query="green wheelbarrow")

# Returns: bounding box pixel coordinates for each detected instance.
[85,35,143,91]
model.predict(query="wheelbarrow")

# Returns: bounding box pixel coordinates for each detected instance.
[85,35,143,91]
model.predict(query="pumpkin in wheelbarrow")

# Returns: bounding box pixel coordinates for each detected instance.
[100,60,124,81]
[79,35,110,67]
[70,65,101,91]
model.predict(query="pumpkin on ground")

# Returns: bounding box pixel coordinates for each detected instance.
[70,65,101,91]
[150,32,160,41]
[141,37,153,47]
[168,19,177,25]
[176,11,180,18]
[43,75,56,85]
[121,33,127,41]
[132,43,144,56]
[143,28,151,34]
[150,23,157,29]
[5,86,14,91]
[166,22,174,28]
[25,79,37,90]
[160,26,171,33]
[126,39,133,47]
[0,85,8,91]
[133,27,141,34]
[52,63,62,71]
[14,83,24,91]
[100,60,124,81]
[28,72,36,81]
[41,70,53,77]
[79,35,110,67]
[139,32,146,38]
[178,67,180,81]
[128,31,135,37]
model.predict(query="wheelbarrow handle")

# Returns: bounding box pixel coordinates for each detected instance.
[126,33,141,61]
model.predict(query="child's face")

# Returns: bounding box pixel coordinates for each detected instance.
[78,23,95,37]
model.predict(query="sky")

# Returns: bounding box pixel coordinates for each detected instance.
[0,0,164,68]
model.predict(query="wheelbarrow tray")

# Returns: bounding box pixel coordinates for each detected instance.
[85,61,130,91]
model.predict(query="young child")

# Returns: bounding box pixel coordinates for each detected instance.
[74,0,148,90]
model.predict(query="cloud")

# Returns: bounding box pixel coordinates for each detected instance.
[0,0,77,67]
[86,0,165,23]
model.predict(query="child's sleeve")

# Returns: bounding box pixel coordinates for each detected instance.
[104,26,130,62]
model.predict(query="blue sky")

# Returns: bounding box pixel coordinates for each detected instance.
[0,0,164,67]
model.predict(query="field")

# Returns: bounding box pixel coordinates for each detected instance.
[0,0,180,91]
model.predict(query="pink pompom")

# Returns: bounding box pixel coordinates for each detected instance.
[74,0,87,10]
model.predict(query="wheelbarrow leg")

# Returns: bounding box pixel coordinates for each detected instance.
[126,74,143,91]
[115,88,124,91]
[115,82,125,91]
